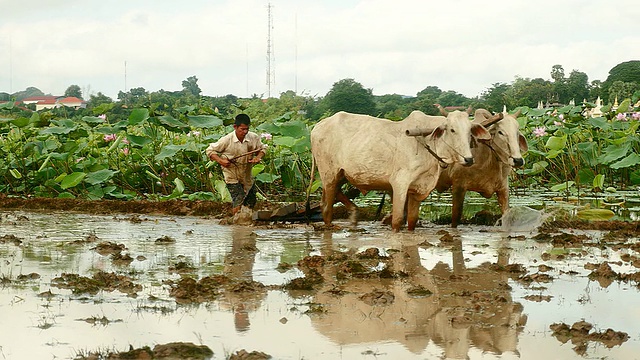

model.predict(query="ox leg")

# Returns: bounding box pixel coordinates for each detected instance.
[391,190,408,232]
[321,181,338,225]
[496,189,509,214]
[406,194,422,231]
[336,190,358,225]
[450,186,467,228]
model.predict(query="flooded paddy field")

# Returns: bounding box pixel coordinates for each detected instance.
[1,195,640,359]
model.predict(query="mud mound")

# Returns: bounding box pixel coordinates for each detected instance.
[0,194,231,217]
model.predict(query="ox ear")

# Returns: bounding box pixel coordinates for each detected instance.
[431,124,446,139]
[470,124,491,141]
[518,133,529,152]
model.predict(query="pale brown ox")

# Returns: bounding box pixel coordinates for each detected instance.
[435,108,528,227]
[310,110,491,231]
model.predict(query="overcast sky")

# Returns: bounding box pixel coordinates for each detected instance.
[1,0,638,101]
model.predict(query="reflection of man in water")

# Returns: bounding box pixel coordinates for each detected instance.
[223,226,260,333]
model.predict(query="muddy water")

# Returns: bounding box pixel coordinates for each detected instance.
[1,209,639,359]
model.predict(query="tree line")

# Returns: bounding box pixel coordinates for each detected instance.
[2,61,640,123]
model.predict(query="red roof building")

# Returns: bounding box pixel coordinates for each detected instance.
[20,95,86,111]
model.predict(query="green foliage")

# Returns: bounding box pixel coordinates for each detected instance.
[1,60,639,203]
[64,85,83,99]
[0,90,320,201]
[517,101,640,194]
[323,78,377,116]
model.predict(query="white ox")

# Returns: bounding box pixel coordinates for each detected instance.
[310,110,492,231]
[435,108,528,227]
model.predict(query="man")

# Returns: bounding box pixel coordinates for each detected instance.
[206,114,266,214]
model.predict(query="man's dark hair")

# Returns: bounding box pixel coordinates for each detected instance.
[234,113,251,126]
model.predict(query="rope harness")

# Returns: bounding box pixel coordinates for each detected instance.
[415,135,449,168]
[480,138,513,166]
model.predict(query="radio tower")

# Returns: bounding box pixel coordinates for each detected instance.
[266,2,275,98]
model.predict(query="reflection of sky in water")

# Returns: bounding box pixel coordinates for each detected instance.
[1,210,639,359]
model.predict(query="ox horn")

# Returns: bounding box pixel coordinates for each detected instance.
[406,128,435,137]
[466,105,473,114]
[481,112,504,127]
[435,103,448,116]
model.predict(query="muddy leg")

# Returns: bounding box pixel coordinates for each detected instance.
[451,186,466,228]
[496,189,509,214]
[336,190,358,225]
[391,191,408,232]
[321,181,338,225]
[406,195,421,231]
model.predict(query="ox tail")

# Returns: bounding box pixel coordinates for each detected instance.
[304,153,317,222]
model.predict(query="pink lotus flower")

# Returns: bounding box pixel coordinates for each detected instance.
[533,126,548,138]
[632,112,640,121]
[187,131,201,137]
[121,148,130,156]
[122,138,129,145]
[616,113,628,121]
[261,133,272,141]
[98,114,107,120]
[103,134,117,142]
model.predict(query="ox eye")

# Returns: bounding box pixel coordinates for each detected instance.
[498,130,505,135]
[450,129,456,133]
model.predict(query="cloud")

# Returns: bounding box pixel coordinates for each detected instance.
[0,0,638,100]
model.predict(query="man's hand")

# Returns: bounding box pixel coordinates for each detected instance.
[210,154,232,168]
[248,156,262,164]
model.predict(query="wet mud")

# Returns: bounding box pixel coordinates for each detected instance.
[1,196,640,359]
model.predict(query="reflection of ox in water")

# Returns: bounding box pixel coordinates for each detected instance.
[310,110,493,231]
[436,107,528,228]
[309,234,527,359]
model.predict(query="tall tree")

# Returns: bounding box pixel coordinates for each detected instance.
[436,90,470,109]
[182,76,202,97]
[605,60,640,83]
[413,86,443,115]
[550,64,565,83]
[550,64,568,104]
[12,87,44,101]
[479,82,511,112]
[374,93,412,120]
[602,60,640,102]
[506,77,553,108]
[87,92,113,108]
[565,70,589,104]
[118,87,149,106]
[322,78,376,116]
[64,84,82,99]
[589,80,603,101]
[607,81,640,104]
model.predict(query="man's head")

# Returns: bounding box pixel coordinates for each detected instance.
[233,113,251,141]
[234,113,251,126]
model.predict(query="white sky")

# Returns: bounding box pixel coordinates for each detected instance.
[1,0,638,100]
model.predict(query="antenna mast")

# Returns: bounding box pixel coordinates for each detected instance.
[266,2,275,98]
[124,60,127,92]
